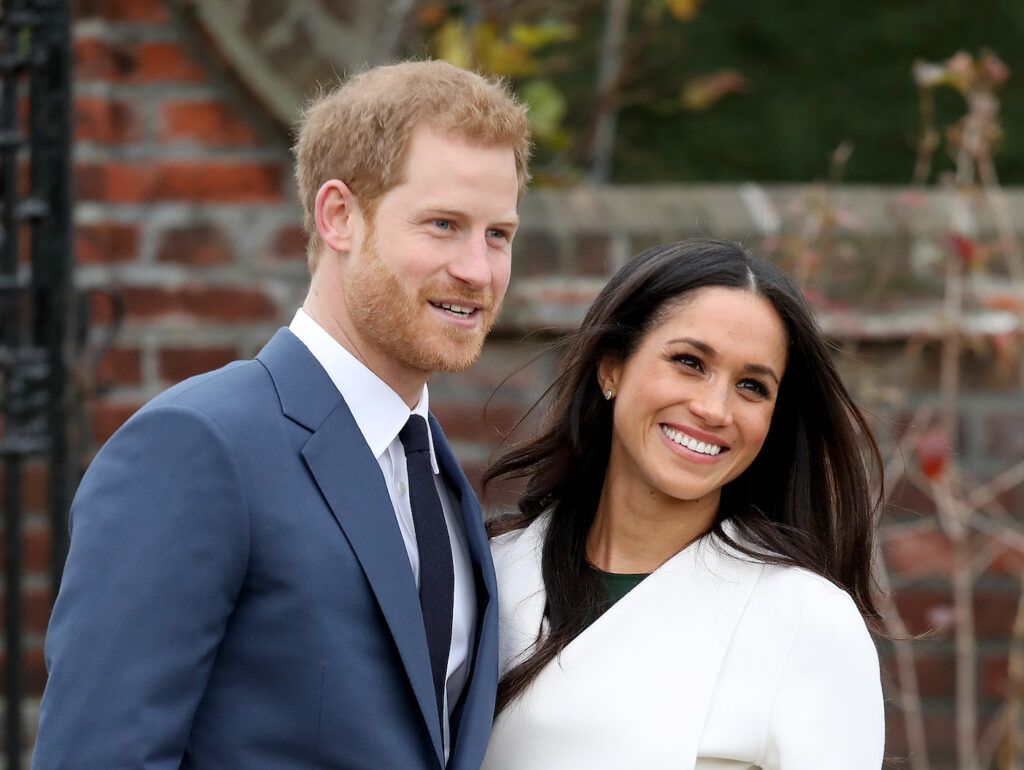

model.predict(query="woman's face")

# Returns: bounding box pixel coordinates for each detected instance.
[599,286,788,512]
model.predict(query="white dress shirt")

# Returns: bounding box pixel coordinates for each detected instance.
[290,309,476,760]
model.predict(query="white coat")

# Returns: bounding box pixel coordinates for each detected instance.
[482,513,884,770]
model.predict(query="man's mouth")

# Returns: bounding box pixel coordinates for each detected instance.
[430,301,478,318]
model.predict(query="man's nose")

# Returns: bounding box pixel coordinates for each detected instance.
[447,234,492,288]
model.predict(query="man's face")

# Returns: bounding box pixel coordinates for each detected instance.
[342,127,520,384]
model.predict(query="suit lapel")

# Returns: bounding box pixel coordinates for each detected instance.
[429,415,499,769]
[257,330,444,765]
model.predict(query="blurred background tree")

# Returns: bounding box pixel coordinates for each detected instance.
[405,0,1024,184]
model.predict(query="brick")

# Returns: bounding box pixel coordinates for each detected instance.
[885,713,958,758]
[74,96,142,144]
[75,222,139,264]
[111,285,277,323]
[990,539,1024,574]
[0,462,51,512]
[906,652,955,697]
[0,586,52,636]
[887,476,937,517]
[273,225,308,261]
[73,39,206,84]
[981,654,1009,699]
[135,41,207,83]
[23,585,52,634]
[76,161,284,203]
[429,402,523,445]
[157,224,236,265]
[73,0,170,22]
[0,647,50,695]
[893,586,1020,639]
[575,233,611,276]
[974,591,1018,637]
[159,99,260,146]
[159,346,239,383]
[96,346,143,387]
[91,401,142,445]
[0,523,51,574]
[986,411,1024,456]
[883,529,952,578]
[512,232,559,277]
[26,646,48,694]
[73,37,122,81]
[892,587,953,637]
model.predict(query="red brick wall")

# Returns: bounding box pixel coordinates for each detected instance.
[5,2,1024,767]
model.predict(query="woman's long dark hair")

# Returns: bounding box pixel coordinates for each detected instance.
[484,238,884,714]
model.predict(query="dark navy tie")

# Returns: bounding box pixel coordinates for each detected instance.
[399,415,454,728]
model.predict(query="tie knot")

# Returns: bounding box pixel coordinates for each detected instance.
[400,415,431,455]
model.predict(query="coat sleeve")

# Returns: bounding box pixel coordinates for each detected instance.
[33,404,250,770]
[761,587,885,770]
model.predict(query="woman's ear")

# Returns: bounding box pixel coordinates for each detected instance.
[314,179,360,254]
[597,355,622,399]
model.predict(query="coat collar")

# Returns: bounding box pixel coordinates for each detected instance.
[488,513,763,768]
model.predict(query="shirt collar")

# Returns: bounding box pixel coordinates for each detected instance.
[289,309,439,473]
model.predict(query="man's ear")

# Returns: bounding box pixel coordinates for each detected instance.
[597,354,622,397]
[314,180,360,253]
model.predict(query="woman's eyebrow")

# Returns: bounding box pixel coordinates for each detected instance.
[666,337,780,385]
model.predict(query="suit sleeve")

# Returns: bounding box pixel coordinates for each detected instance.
[33,404,250,769]
[761,588,885,770]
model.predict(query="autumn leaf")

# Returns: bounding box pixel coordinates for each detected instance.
[508,22,576,50]
[416,0,446,29]
[667,0,705,21]
[520,79,567,143]
[435,19,473,70]
[681,69,748,111]
[916,428,952,480]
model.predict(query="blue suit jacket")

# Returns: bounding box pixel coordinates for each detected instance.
[34,329,499,769]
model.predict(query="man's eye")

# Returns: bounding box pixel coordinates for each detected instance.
[433,219,452,230]
[487,228,510,240]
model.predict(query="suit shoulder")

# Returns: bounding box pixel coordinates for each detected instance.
[141,357,276,420]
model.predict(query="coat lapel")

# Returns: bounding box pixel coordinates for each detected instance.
[487,515,762,770]
[430,415,499,769]
[257,330,443,764]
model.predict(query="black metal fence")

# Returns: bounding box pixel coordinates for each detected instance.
[0,0,73,766]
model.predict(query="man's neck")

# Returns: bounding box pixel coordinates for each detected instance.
[300,298,427,408]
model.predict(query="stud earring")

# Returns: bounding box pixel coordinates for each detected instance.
[604,389,613,400]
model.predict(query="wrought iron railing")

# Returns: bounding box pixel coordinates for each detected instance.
[0,1,72,766]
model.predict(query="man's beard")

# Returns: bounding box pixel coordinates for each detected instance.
[343,232,501,376]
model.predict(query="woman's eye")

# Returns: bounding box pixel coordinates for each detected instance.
[739,379,769,397]
[674,354,703,371]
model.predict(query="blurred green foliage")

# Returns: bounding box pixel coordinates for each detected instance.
[611,0,1024,183]
[419,0,1024,184]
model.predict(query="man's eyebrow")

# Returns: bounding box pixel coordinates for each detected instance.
[418,206,519,227]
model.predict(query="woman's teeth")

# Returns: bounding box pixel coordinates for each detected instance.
[660,424,722,455]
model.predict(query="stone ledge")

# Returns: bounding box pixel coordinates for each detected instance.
[518,184,1024,238]
[499,276,1024,339]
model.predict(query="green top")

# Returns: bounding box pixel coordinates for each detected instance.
[589,565,650,609]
